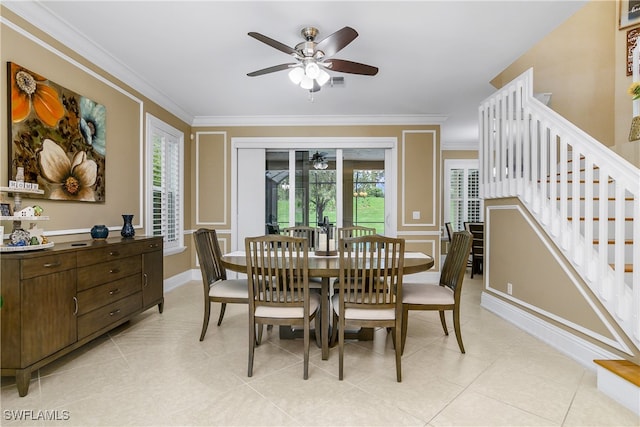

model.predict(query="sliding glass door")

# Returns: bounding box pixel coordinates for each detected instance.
[233,138,396,250]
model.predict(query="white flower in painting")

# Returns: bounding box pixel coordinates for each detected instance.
[38,138,97,201]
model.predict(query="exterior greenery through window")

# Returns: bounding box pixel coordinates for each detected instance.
[352,170,384,232]
[146,114,184,251]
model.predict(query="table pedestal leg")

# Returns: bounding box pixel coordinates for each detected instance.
[321,277,329,360]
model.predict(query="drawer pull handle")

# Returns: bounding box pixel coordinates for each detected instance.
[109,288,119,295]
[109,251,119,257]
[109,309,121,316]
[143,273,148,288]
[109,268,120,274]
[149,244,158,248]
[73,297,78,315]
[43,262,61,268]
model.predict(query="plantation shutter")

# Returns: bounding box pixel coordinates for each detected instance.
[151,128,181,249]
[444,160,482,232]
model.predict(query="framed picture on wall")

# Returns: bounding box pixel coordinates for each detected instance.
[7,62,107,202]
[627,27,640,75]
[620,0,640,30]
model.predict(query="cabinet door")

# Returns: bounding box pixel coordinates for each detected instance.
[22,270,77,366]
[142,249,163,312]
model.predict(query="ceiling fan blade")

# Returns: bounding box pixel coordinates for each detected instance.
[324,59,378,76]
[315,26,358,58]
[248,32,297,55]
[247,63,297,77]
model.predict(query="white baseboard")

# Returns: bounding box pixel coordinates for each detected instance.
[480,291,618,370]
[163,270,194,292]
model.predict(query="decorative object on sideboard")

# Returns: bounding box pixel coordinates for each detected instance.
[121,214,135,238]
[90,224,109,239]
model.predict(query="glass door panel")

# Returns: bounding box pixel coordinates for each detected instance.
[296,149,337,227]
[265,150,290,233]
[343,149,385,234]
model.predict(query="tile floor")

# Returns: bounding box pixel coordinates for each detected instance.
[1,274,638,426]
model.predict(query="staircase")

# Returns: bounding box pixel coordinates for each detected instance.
[478,68,640,352]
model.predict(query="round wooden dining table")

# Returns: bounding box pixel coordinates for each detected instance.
[221,251,434,360]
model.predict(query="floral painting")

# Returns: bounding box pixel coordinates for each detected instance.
[8,62,105,202]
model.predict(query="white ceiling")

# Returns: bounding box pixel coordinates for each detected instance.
[4,1,587,147]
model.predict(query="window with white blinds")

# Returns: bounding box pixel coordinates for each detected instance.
[146,114,184,252]
[444,159,482,232]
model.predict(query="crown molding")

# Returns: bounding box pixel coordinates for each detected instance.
[3,1,194,124]
[191,114,447,127]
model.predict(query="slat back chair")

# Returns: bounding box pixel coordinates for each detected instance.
[282,226,318,250]
[337,225,376,241]
[193,228,248,341]
[401,230,472,354]
[332,234,405,381]
[466,222,484,277]
[333,226,377,290]
[245,234,320,379]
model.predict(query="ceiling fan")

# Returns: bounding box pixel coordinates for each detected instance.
[310,151,329,169]
[247,26,378,92]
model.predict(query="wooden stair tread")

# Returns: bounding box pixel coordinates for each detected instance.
[559,197,634,201]
[593,239,633,245]
[567,217,633,221]
[608,264,634,273]
[594,360,640,387]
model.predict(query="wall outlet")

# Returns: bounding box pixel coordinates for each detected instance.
[507,282,513,295]
[412,211,421,220]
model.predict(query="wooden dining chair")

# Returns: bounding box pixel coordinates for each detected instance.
[193,228,249,341]
[282,226,318,249]
[337,225,376,240]
[466,222,484,278]
[245,234,320,379]
[401,230,472,354]
[332,234,405,382]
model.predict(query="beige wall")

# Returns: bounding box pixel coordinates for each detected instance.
[485,198,639,361]
[490,0,615,148]
[0,7,192,279]
[191,125,442,270]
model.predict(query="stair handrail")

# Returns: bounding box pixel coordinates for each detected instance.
[479,68,640,346]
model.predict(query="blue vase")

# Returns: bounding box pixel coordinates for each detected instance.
[91,224,109,239]
[121,214,135,238]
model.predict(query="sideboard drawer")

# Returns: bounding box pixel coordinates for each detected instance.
[76,275,141,315]
[21,254,76,279]
[77,292,142,340]
[77,256,141,291]
[76,243,142,266]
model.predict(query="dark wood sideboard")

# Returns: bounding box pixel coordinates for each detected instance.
[0,236,164,396]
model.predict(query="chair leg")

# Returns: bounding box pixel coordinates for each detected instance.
[200,300,211,341]
[401,306,409,355]
[248,315,255,377]
[395,318,402,382]
[453,306,465,354]
[314,313,322,348]
[256,323,264,345]
[304,317,310,380]
[330,309,339,347]
[439,310,449,335]
[216,302,227,326]
[338,316,345,381]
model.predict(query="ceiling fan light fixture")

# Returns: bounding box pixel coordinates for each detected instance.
[316,69,330,86]
[300,75,314,90]
[288,67,304,84]
[304,61,320,79]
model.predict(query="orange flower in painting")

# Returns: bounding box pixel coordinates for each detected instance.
[10,63,64,127]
